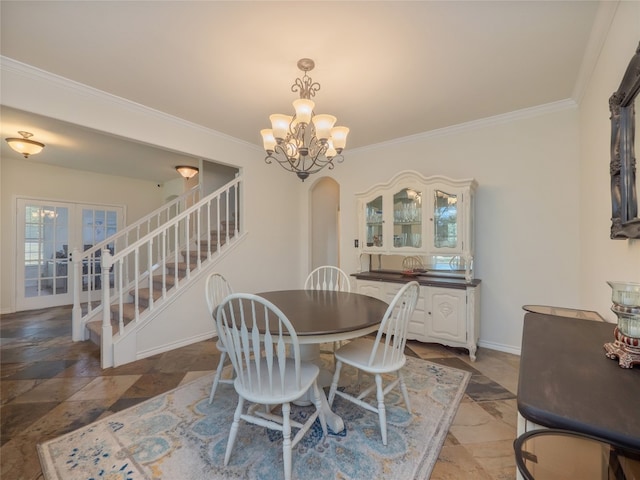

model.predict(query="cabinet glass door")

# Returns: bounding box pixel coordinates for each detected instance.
[433,189,458,248]
[365,195,383,247]
[393,188,422,248]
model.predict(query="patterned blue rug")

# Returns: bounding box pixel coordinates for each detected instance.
[38,355,470,480]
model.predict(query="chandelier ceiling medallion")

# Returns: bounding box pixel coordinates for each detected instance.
[261,58,349,181]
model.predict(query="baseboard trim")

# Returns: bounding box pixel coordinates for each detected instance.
[136,331,214,361]
[478,339,521,356]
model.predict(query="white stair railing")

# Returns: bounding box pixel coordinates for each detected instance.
[71,185,201,340]
[71,185,201,341]
[81,176,242,368]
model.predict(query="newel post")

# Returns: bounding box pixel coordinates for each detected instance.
[71,247,83,341]
[101,248,114,368]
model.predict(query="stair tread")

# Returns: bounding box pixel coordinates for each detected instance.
[165,262,190,273]
[130,288,164,301]
[89,304,138,342]
[166,262,188,268]
[110,302,145,316]
[152,273,182,285]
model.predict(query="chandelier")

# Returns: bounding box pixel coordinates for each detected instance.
[261,58,349,181]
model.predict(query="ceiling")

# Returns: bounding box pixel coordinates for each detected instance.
[0,1,607,182]
[1,106,201,183]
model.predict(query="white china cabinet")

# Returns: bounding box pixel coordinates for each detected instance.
[354,171,480,360]
[357,171,477,280]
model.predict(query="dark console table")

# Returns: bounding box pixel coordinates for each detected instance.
[517,313,640,451]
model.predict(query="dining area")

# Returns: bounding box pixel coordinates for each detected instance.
[205,266,421,479]
[20,279,481,480]
[33,266,473,480]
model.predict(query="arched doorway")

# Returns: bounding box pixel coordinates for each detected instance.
[310,177,340,269]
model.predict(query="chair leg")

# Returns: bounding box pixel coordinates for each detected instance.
[282,402,292,480]
[375,374,387,446]
[332,341,340,366]
[328,361,343,406]
[313,382,328,437]
[224,397,244,466]
[398,370,411,414]
[208,351,227,404]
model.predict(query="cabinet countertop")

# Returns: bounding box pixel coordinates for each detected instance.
[517,313,640,450]
[351,270,481,289]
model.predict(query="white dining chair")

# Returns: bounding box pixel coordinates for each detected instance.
[304,265,351,293]
[217,293,327,480]
[305,265,351,354]
[205,272,234,404]
[327,281,420,446]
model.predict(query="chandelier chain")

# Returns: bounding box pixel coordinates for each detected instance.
[291,71,320,100]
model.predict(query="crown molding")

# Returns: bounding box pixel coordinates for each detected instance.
[352,99,578,153]
[0,56,260,150]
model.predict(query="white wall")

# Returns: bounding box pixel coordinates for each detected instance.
[1,60,303,314]
[578,1,640,322]
[302,105,582,354]
[310,177,340,269]
[297,3,640,354]
[4,6,640,353]
[0,157,164,312]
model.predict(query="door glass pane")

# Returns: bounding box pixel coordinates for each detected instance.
[393,188,422,248]
[106,210,118,237]
[56,207,68,225]
[433,190,458,248]
[23,205,69,297]
[82,208,118,290]
[365,196,383,247]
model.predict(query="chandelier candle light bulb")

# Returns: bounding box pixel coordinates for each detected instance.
[312,114,337,142]
[293,99,315,125]
[261,58,349,181]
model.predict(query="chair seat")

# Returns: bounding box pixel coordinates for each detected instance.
[235,359,320,404]
[335,337,406,374]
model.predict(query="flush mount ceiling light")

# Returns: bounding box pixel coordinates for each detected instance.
[5,131,45,158]
[260,58,349,181]
[175,165,199,179]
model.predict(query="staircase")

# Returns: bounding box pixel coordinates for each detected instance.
[72,176,244,368]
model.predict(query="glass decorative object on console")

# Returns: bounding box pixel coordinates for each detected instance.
[604,281,640,368]
[433,189,458,248]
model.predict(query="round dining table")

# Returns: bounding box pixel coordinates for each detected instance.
[255,289,389,432]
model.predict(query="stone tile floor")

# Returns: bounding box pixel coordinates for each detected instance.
[1,305,520,479]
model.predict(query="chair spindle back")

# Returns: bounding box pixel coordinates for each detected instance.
[368,281,420,367]
[216,293,302,397]
[305,265,351,292]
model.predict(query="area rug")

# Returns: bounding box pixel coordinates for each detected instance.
[38,355,470,480]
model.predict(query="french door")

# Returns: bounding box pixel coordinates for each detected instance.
[16,198,123,311]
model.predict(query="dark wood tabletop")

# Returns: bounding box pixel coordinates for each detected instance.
[517,313,640,450]
[255,290,389,337]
